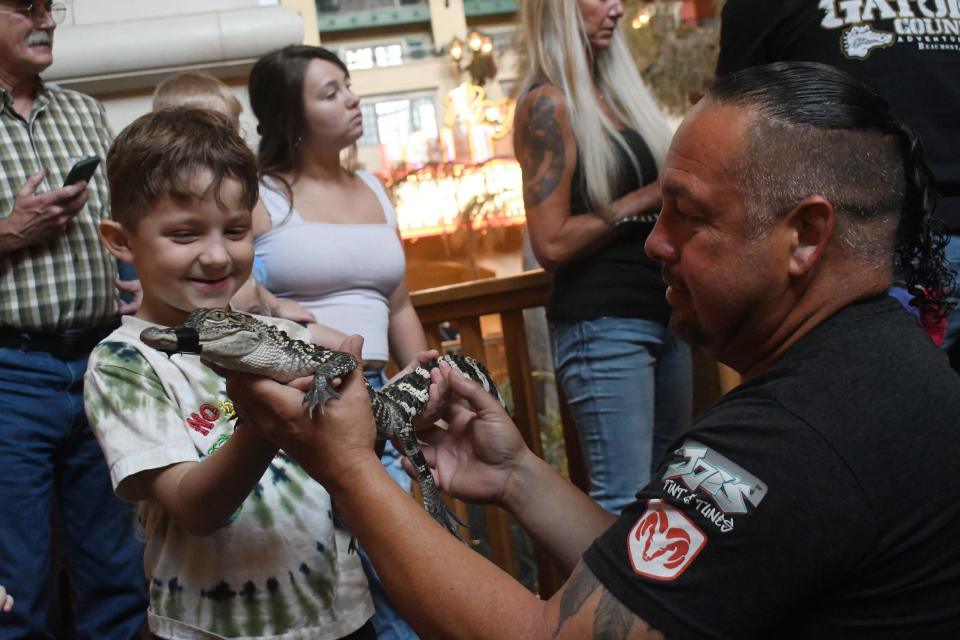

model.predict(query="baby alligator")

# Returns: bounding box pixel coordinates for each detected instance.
[140,307,504,538]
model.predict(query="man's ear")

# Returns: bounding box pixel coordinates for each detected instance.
[783,195,835,278]
[98,220,134,263]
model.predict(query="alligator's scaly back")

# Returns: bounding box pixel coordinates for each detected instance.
[141,308,506,539]
[141,308,358,408]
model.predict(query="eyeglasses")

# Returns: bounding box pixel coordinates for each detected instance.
[0,1,67,25]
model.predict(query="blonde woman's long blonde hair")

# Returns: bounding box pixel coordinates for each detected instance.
[517,0,672,219]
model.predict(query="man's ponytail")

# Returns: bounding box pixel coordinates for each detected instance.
[893,121,955,321]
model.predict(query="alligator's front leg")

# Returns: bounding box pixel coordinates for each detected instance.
[304,352,360,416]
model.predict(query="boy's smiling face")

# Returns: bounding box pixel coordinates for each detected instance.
[118,173,253,327]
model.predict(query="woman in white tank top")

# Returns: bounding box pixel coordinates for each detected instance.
[248,46,427,640]
[248,48,426,372]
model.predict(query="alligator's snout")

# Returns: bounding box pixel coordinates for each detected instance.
[140,326,203,355]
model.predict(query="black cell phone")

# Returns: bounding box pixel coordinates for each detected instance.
[63,155,100,187]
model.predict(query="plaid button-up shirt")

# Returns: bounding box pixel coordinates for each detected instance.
[0,80,118,331]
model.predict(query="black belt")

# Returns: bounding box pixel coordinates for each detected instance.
[0,322,120,359]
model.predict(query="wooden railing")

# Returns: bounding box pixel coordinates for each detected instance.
[411,269,572,596]
[410,268,737,597]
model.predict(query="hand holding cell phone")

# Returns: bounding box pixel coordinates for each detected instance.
[1,170,92,253]
[63,155,100,187]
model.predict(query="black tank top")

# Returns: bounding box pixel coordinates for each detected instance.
[547,128,670,324]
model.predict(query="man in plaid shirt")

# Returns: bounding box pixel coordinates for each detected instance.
[0,1,147,637]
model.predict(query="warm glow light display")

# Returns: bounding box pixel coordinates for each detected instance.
[449,38,464,62]
[440,83,516,165]
[632,8,652,28]
[382,82,522,240]
[442,83,515,141]
[467,31,484,52]
[386,160,525,240]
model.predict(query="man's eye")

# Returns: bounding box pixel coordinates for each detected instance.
[226,227,249,238]
[169,231,196,240]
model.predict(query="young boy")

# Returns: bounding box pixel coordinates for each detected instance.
[85,108,375,640]
[152,70,244,129]
[151,70,318,327]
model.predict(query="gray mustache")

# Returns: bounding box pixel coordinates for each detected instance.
[26,31,51,46]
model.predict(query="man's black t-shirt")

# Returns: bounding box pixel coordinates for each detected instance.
[583,296,960,638]
[716,0,960,229]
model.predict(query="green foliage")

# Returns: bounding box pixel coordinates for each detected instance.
[497,372,568,478]
[624,0,724,116]
[530,371,569,479]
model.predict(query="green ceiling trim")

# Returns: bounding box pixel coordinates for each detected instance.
[463,0,517,17]
[317,3,431,33]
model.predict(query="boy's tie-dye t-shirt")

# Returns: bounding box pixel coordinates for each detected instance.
[84,314,373,639]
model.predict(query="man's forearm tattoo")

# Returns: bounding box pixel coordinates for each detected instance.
[518,94,566,208]
[553,564,599,638]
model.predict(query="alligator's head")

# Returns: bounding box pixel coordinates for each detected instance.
[140,308,270,362]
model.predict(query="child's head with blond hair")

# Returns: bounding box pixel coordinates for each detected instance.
[153,70,243,129]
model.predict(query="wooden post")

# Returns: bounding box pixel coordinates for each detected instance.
[501,310,542,456]
[501,309,566,597]
[557,385,589,494]
[454,316,518,577]
[408,271,574,596]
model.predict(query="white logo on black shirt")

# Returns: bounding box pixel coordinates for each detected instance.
[819,0,960,58]
[843,24,897,58]
[662,441,768,516]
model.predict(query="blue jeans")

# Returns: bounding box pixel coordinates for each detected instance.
[0,347,147,639]
[551,317,692,515]
[359,370,419,640]
[941,233,960,350]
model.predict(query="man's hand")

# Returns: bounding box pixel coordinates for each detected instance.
[116,278,142,315]
[388,349,449,432]
[221,335,381,487]
[0,171,90,254]
[387,349,441,384]
[413,367,534,507]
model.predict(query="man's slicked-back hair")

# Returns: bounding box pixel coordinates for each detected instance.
[709,61,954,318]
[107,107,259,229]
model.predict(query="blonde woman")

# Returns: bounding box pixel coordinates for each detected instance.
[515,0,691,513]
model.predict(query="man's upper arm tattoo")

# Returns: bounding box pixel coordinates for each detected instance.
[517,94,566,208]
[594,589,635,640]
[553,563,600,638]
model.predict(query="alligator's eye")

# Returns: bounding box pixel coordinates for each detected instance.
[208,309,227,322]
